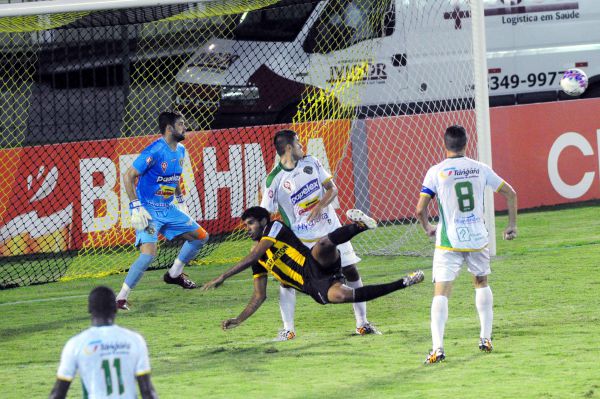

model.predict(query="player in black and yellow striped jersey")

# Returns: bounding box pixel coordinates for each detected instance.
[201,206,424,331]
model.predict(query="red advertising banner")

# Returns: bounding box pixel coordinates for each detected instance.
[491,98,600,210]
[1,99,599,256]
[0,121,352,255]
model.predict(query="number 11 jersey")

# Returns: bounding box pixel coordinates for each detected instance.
[56,325,151,398]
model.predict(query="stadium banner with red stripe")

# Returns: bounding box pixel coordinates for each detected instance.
[1,99,599,255]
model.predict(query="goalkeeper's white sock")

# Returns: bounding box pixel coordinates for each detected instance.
[431,295,448,350]
[168,258,185,278]
[117,283,131,300]
[346,278,367,327]
[279,286,296,332]
[475,286,494,339]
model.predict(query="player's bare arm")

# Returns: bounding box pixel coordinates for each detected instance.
[498,182,518,240]
[222,275,268,329]
[201,239,273,290]
[137,374,159,399]
[48,379,71,399]
[307,179,338,222]
[124,166,141,201]
[416,195,436,237]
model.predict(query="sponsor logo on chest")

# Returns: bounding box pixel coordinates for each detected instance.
[290,179,319,205]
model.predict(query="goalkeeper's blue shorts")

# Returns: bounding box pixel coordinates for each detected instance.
[135,205,200,246]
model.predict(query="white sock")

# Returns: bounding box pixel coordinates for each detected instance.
[279,286,296,331]
[431,295,448,350]
[117,283,131,301]
[475,286,494,339]
[168,258,185,278]
[346,278,367,327]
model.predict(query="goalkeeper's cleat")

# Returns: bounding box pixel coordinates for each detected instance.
[356,322,382,336]
[116,299,130,311]
[424,348,446,364]
[273,329,296,342]
[479,337,493,352]
[163,272,197,289]
[403,270,425,287]
[346,209,377,230]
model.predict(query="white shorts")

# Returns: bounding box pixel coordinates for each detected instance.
[303,240,361,267]
[432,248,490,283]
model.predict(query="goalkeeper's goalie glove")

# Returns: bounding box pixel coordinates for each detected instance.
[129,200,152,231]
[174,194,189,215]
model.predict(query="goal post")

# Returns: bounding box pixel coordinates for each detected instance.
[471,0,496,256]
[0,0,491,288]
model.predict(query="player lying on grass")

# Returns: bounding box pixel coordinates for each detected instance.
[201,206,424,330]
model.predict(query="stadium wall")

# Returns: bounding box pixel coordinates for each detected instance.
[1,99,599,256]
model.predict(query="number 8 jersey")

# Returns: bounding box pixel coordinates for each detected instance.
[420,156,505,251]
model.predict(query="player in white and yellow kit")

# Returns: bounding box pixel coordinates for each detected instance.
[260,129,379,340]
[49,287,157,399]
[416,125,517,364]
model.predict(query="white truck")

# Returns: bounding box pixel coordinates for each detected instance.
[174,0,600,128]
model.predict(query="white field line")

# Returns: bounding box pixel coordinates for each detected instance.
[0,277,250,306]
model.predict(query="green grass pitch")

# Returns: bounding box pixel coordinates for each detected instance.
[1,205,599,398]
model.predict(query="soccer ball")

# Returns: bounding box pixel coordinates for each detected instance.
[560,68,588,96]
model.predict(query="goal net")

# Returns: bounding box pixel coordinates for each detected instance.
[0,0,480,288]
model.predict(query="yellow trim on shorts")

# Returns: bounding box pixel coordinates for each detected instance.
[420,192,432,197]
[435,245,487,252]
[253,272,268,279]
[57,375,73,382]
[135,370,151,377]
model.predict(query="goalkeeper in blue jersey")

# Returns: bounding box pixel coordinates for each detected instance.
[116,111,209,310]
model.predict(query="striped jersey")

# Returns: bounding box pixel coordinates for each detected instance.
[420,156,504,251]
[252,220,312,291]
[132,137,185,209]
[260,156,339,241]
[56,325,151,399]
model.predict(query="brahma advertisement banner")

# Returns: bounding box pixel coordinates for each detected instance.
[1,100,599,255]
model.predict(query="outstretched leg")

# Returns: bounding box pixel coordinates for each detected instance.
[312,209,376,267]
[326,271,424,303]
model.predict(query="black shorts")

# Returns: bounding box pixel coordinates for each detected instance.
[302,256,344,305]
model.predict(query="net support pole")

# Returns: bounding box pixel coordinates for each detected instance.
[471,0,496,255]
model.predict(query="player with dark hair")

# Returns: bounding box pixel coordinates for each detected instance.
[49,286,158,399]
[260,129,379,340]
[116,111,209,310]
[416,124,518,364]
[202,206,424,330]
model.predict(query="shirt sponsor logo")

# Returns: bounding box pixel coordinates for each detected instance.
[155,185,176,199]
[291,179,319,205]
[265,245,287,269]
[454,214,480,224]
[98,342,132,355]
[440,167,480,179]
[295,212,330,231]
[156,175,180,183]
[83,340,102,355]
[298,197,319,215]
